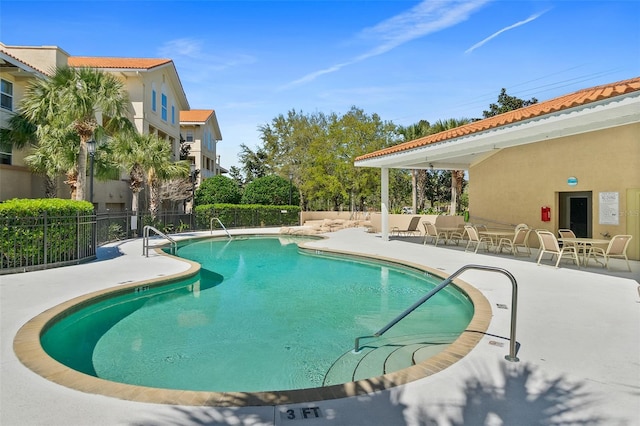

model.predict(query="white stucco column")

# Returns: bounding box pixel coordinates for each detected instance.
[381,167,389,241]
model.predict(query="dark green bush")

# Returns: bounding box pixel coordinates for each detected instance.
[241,175,299,205]
[0,198,94,270]
[194,175,242,206]
[195,204,300,229]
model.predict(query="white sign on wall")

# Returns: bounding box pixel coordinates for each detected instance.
[599,192,619,225]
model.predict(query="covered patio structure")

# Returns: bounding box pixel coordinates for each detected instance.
[354,77,640,260]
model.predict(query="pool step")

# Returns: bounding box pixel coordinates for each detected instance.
[323,333,456,386]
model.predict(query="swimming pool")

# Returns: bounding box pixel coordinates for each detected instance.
[15,233,491,406]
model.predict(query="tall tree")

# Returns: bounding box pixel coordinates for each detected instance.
[430,118,471,214]
[0,113,73,198]
[254,107,398,211]
[483,88,538,118]
[228,166,245,188]
[237,143,270,184]
[102,132,189,220]
[24,126,78,198]
[397,120,431,212]
[19,66,131,201]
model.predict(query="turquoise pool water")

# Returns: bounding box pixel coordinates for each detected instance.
[41,236,473,392]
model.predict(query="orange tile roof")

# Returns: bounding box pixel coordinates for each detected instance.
[68,57,173,70]
[356,76,640,161]
[180,109,214,123]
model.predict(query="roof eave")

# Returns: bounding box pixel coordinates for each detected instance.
[354,92,640,170]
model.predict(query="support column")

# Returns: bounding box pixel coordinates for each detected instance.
[381,167,389,241]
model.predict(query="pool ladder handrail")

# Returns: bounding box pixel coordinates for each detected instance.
[142,225,177,257]
[354,264,520,362]
[210,217,231,238]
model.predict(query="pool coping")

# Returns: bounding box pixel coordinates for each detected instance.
[13,234,492,407]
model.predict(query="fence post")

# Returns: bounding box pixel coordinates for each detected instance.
[92,212,97,257]
[43,211,48,267]
[76,211,81,261]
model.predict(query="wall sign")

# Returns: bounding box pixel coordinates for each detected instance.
[599,192,619,225]
[567,176,578,186]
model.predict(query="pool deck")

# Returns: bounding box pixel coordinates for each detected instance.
[1,227,639,425]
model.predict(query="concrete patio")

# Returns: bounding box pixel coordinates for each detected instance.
[1,227,639,425]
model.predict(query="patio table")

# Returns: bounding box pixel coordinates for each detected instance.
[479,230,515,246]
[558,237,610,265]
[438,227,465,245]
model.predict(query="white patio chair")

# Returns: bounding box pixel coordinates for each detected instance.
[422,221,447,246]
[535,230,580,268]
[586,235,633,271]
[498,227,531,256]
[464,225,493,253]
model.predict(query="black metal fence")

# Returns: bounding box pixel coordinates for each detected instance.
[95,210,195,245]
[2,208,300,274]
[0,212,97,274]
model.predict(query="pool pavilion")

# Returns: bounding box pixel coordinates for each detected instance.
[354,76,640,261]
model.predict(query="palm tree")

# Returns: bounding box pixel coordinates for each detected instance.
[1,113,77,198]
[19,66,130,201]
[397,120,431,212]
[430,119,472,214]
[104,132,189,221]
[24,126,78,198]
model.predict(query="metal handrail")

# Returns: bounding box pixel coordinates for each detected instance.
[354,264,520,362]
[142,225,177,257]
[210,217,231,238]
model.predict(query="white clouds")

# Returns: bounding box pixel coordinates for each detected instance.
[281,0,490,89]
[158,38,256,82]
[465,9,550,54]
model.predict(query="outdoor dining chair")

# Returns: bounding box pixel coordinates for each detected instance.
[422,221,447,246]
[557,228,588,257]
[585,234,633,271]
[535,230,580,268]
[497,227,531,256]
[464,225,493,253]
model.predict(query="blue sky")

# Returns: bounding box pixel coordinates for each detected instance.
[2,0,639,170]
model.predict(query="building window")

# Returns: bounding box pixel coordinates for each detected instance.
[1,79,13,111]
[0,150,11,165]
[151,83,157,112]
[161,93,167,121]
[171,104,175,124]
[186,130,194,142]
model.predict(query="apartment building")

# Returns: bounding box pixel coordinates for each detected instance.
[179,109,225,185]
[0,42,223,212]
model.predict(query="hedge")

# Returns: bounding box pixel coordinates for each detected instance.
[195,203,300,230]
[0,199,95,271]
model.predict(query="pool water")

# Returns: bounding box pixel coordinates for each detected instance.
[41,236,473,392]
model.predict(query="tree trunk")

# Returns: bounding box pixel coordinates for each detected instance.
[65,170,78,200]
[131,190,140,214]
[411,170,417,214]
[450,170,457,215]
[44,175,57,198]
[416,170,426,212]
[76,137,88,201]
[149,180,160,220]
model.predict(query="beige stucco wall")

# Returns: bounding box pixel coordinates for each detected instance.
[299,211,462,236]
[0,166,72,200]
[469,122,640,260]
[181,119,220,183]
[0,44,69,70]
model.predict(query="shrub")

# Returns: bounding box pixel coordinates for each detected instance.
[241,175,298,206]
[194,175,242,206]
[195,203,300,229]
[0,198,94,270]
